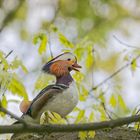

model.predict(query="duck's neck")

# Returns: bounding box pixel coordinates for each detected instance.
[56,73,73,86]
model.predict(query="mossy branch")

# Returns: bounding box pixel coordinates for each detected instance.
[0,114,140,134]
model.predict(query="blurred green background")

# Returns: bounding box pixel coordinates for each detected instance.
[1,0,140,139]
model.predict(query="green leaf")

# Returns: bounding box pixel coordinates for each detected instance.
[134,122,140,129]
[88,112,94,122]
[86,45,94,68]
[20,63,28,73]
[88,131,95,138]
[33,35,39,44]
[99,94,105,103]
[59,33,74,48]
[74,47,85,60]
[123,54,129,61]
[42,111,66,124]
[10,58,20,69]
[131,59,137,71]
[75,110,85,123]
[98,105,107,121]
[132,105,139,115]
[1,96,7,108]
[33,34,43,45]
[10,58,28,73]
[109,94,117,107]
[50,24,58,32]
[97,89,105,102]
[78,131,88,140]
[86,54,93,68]
[47,111,62,123]
[0,51,9,71]
[73,107,81,112]
[7,74,28,99]
[33,33,48,54]
[73,72,84,83]
[38,35,47,54]
[118,94,126,110]
[79,85,88,101]
[0,96,7,117]
[34,74,54,90]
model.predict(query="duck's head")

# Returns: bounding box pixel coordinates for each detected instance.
[42,52,82,77]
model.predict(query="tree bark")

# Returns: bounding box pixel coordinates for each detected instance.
[11,127,140,140]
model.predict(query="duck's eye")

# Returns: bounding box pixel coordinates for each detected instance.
[67,58,71,61]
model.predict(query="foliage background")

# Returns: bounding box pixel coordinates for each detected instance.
[0,0,140,139]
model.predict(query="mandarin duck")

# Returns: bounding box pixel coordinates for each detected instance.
[20,52,81,123]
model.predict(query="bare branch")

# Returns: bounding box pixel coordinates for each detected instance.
[113,35,140,49]
[0,114,140,134]
[92,54,140,90]
[48,32,54,59]
[90,36,140,91]
[0,50,13,64]
[0,105,26,125]
[5,50,13,59]
[101,102,112,120]
[0,1,25,32]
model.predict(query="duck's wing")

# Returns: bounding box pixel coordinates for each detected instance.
[25,84,68,118]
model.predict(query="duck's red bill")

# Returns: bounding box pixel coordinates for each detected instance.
[72,63,82,71]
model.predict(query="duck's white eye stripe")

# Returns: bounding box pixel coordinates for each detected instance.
[54,53,76,61]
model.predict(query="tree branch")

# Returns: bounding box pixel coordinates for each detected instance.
[92,54,140,90]
[113,35,140,49]
[5,50,13,59]
[0,114,140,134]
[91,36,140,91]
[0,1,25,32]
[0,105,26,125]
[0,50,13,64]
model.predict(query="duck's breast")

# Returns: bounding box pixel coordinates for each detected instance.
[43,82,79,117]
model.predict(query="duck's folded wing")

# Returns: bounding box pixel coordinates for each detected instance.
[25,84,68,118]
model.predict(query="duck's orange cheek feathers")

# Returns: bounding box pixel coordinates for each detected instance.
[50,61,68,77]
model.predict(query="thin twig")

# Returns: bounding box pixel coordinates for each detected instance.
[0,50,13,64]
[91,47,95,88]
[47,1,61,59]
[2,73,12,96]
[5,50,13,59]
[101,102,112,120]
[0,1,25,32]
[113,35,140,49]
[92,54,140,90]
[48,32,53,59]
[90,36,140,90]
[0,50,13,93]
[0,105,26,125]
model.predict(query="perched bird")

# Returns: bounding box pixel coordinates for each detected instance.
[20,52,81,122]
[11,52,81,139]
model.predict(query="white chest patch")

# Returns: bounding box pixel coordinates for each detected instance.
[40,82,78,118]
